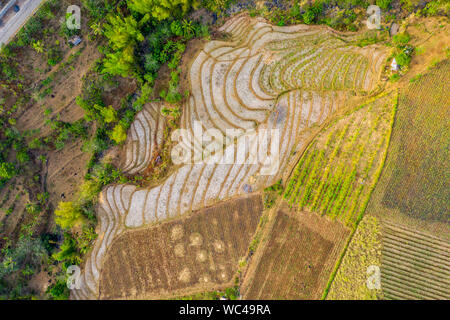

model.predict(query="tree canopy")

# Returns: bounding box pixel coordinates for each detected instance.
[127,0,199,20]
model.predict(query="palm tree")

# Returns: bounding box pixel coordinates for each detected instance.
[182,19,195,38]
[32,40,44,53]
[90,22,102,36]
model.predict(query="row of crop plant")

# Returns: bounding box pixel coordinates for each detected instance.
[283,92,397,228]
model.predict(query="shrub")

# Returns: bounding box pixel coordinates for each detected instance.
[109,123,127,144]
[421,0,450,16]
[395,51,412,67]
[47,47,63,66]
[16,150,30,164]
[303,9,316,25]
[100,105,118,123]
[51,233,80,264]
[46,279,70,300]
[28,138,43,149]
[376,0,392,10]
[0,236,47,279]
[54,202,85,229]
[170,20,183,37]
[0,162,16,180]
[392,33,410,47]
[82,0,113,20]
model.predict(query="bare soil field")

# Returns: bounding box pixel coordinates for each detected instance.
[398,16,450,85]
[98,194,263,299]
[242,206,349,299]
[0,1,93,237]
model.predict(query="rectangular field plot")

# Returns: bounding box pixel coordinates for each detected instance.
[283,92,396,228]
[368,60,449,228]
[98,194,263,299]
[381,221,450,300]
[244,208,350,299]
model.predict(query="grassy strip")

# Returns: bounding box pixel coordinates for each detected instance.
[321,222,357,300]
[353,90,398,227]
[321,90,398,299]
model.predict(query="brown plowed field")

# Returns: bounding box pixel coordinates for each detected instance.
[243,207,350,299]
[98,194,263,299]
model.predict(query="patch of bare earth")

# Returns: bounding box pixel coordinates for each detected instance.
[98,194,263,299]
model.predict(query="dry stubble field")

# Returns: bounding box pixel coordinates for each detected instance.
[243,206,349,299]
[98,194,263,299]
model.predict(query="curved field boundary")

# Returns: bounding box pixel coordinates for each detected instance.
[72,15,388,300]
[120,102,165,175]
[283,91,397,228]
[124,14,389,177]
[98,194,263,299]
[326,215,383,300]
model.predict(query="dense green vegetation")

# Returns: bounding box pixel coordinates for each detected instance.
[284,93,397,229]
[249,0,447,32]
[43,0,216,299]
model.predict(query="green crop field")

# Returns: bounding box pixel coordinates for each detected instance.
[284,92,397,228]
[368,60,449,224]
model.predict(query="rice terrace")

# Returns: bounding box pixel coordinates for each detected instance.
[0,0,448,304]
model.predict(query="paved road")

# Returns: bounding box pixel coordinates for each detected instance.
[0,0,44,47]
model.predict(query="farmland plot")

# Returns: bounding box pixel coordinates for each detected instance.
[119,14,387,176]
[326,215,383,300]
[243,208,350,299]
[98,194,262,299]
[284,92,397,228]
[381,221,450,300]
[72,14,388,299]
[119,102,166,175]
[367,60,450,234]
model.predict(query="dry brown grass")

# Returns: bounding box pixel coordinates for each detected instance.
[242,206,349,300]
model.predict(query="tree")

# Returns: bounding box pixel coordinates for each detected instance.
[302,2,323,25]
[100,105,118,123]
[127,0,199,20]
[376,0,392,10]
[32,40,44,53]
[102,14,147,77]
[54,202,85,229]
[109,123,127,144]
[103,14,145,51]
[16,150,30,164]
[102,45,136,77]
[51,233,80,264]
[47,279,70,300]
[0,162,16,180]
